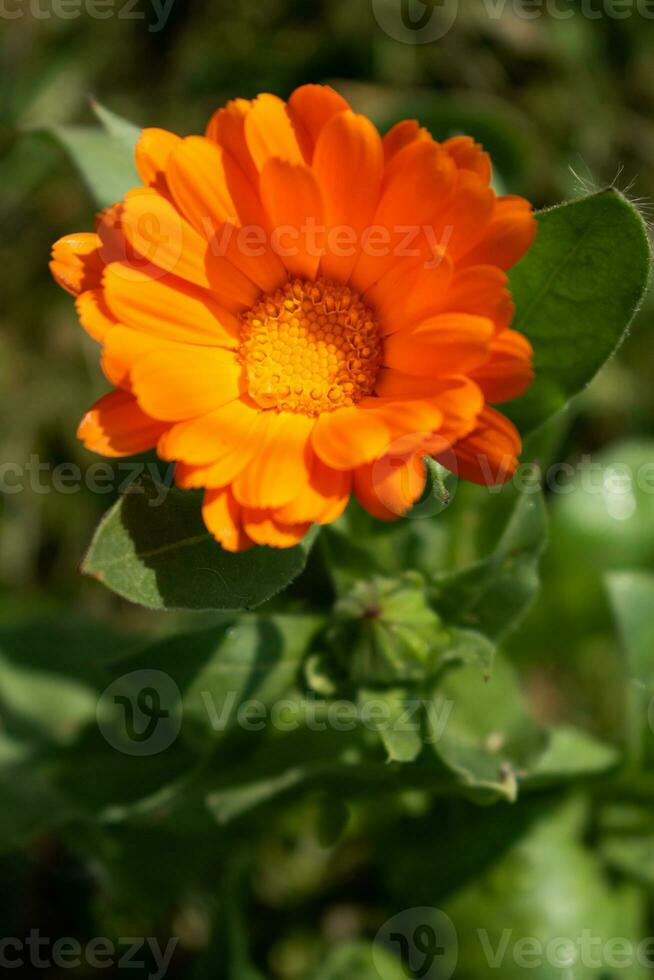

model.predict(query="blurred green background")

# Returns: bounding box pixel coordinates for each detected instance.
[1,2,654,978]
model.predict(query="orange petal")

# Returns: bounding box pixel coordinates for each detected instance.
[460,195,537,271]
[373,374,484,458]
[350,138,456,293]
[158,398,264,466]
[365,253,453,335]
[232,412,315,509]
[119,189,258,309]
[313,110,384,283]
[275,456,352,525]
[383,314,494,376]
[175,440,258,488]
[96,203,134,266]
[166,135,286,292]
[202,487,253,552]
[287,84,350,158]
[135,128,181,196]
[119,188,211,288]
[103,262,240,348]
[101,325,164,389]
[312,397,443,471]
[244,93,310,171]
[382,119,430,162]
[443,265,514,329]
[131,346,243,421]
[166,135,247,228]
[443,136,492,184]
[431,169,496,263]
[442,406,521,486]
[76,288,117,342]
[205,98,258,187]
[353,450,426,521]
[241,508,311,549]
[469,328,534,403]
[260,159,324,280]
[77,389,167,457]
[50,233,104,295]
[375,370,481,408]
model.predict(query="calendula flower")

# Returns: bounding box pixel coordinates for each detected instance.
[50,84,536,552]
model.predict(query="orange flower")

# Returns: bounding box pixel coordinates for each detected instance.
[50,85,536,552]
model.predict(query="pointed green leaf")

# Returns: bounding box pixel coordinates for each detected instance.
[82,476,318,610]
[90,98,142,150]
[507,189,651,435]
[46,102,141,207]
[433,488,548,640]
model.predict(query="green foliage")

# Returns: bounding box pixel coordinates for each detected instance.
[508,190,651,435]
[444,800,647,980]
[82,476,318,610]
[433,488,548,640]
[45,99,141,208]
[5,11,654,977]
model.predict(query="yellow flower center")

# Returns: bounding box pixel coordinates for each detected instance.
[239,278,383,416]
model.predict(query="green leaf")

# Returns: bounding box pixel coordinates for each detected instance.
[114,613,324,735]
[0,741,70,853]
[81,476,318,611]
[508,189,651,435]
[90,98,142,150]
[607,572,654,685]
[310,941,406,980]
[427,657,616,803]
[433,488,548,640]
[553,441,654,572]
[523,726,619,787]
[444,799,648,980]
[358,688,424,763]
[0,616,132,745]
[601,834,654,889]
[46,101,140,207]
[428,654,547,803]
[321,500,449,595]
[606,571,654,767]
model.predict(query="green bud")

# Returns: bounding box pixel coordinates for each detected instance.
[329,573,449,685]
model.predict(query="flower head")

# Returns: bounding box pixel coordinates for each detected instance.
[50,85,536,551]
